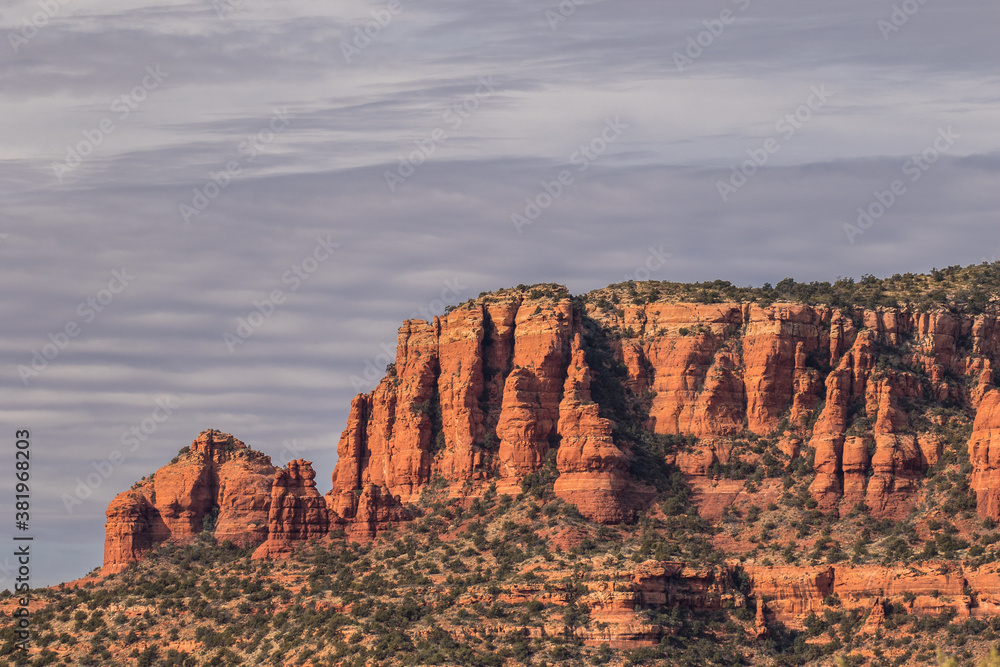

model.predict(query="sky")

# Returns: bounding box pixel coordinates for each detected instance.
[1,0,999,587]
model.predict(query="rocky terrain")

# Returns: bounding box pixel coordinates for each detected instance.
[10,264,1000,666]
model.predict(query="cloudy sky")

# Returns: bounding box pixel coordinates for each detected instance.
[1,0,998,586]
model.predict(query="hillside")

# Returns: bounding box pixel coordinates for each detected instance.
[10,263,1000,666]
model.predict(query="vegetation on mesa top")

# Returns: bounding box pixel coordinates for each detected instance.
[445,263,1000,315]
[589,262,1000,312]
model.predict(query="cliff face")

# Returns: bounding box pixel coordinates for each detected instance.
[552,333,633,522]
[741,560,1000,626]
[325,290,653,525]
[582,303,998,519]
[969,389,1000,517]
[317,293,1000,539]
[105,285,1000,612]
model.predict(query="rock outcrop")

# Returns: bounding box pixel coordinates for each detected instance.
[741,561,993,627]
[553,333,632,522]
[496,298,573,487]
[103,430,275,574]
[105,285,1000,592]
[969,389,1000,518]
[252,460,329,559]
[326,289,575,533]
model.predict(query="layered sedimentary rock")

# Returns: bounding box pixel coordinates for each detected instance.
[496,298,573,485]
[435,306,488,482]
[741,565,835,618]
[553,333,632,522]
[806,330,878,510]
[796,308,1000,517]
[863,375,928,517]
[841,436,871,509]
[107,287,1000,577]
[740,561,1000,626]
[575,301,1000,518]
[969,390,1000,518]
[462,559,1000,647]
[252,460,329,559]
[103,430,275,574]
[103,491,156,573]
[327,289,576,532]
[322,293,1000,535]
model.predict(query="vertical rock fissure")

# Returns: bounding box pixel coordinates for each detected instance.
[478,305,501,453]
[355,396,370,491]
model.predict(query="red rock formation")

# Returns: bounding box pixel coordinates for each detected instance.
[436,306,487,483]
[252,460,329,559]
[862,597,886,634]
[364,319,439,503]
[320,294,1000,531]
[553,333,631,522]
[741,565,834,619]
[841,436,871,509]
[103,492,156,574]
[754,598,770,640]
[742,305,829,433]
[630,560,729,611]
[738,561,989,627]
[105,288,1000,591]
[326,291,574,533]
[497,298,573,485]
[639,305,745,438]
[807,330,878,509]
[344,483,412,541]
[328,401,413,541]
[863,375,927,517]
[103,430,275,574]
[969,390,1000,518]
[327,395,369,520]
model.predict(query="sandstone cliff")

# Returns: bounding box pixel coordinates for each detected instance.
[106,283,1000,596]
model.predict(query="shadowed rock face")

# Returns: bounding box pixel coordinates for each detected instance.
[107,287,1000,603]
